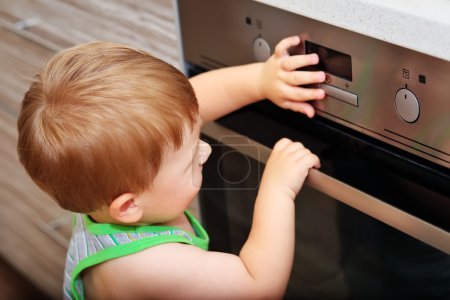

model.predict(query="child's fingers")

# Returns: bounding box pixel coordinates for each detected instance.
[273,137,292,151]
[301,152,321,169]
[283,141,306,155]
[282,85,325,101]
[281,53,319,71]
[281,101,316,118]
[274,36,301,58]
[282,70,325,86]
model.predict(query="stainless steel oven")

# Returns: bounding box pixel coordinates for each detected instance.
[176,1,450,299]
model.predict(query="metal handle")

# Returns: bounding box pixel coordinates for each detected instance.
[202,121,450,254]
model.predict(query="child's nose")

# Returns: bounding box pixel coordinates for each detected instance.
[198,140,212,165]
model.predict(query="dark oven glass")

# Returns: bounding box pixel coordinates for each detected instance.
[198,99,450,300]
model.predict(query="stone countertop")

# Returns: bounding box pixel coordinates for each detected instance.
[255,0,450,61]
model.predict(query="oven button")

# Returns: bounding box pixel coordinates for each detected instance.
[253,37,271,62]
[319,83,358,106]
[394,88,420,123]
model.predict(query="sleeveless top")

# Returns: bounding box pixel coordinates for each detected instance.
[63,211,209,300]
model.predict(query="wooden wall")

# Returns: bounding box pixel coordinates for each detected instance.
[0,1,178,298]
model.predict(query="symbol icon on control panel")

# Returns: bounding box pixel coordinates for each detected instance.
[402,68,410,79]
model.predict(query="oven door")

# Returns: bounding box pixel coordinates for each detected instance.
[198,102,450,299]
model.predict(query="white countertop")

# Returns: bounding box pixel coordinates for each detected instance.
[255,0,450,61]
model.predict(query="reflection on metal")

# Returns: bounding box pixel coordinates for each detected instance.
[202,121,450,254]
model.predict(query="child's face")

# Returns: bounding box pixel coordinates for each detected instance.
[134,122,211,224]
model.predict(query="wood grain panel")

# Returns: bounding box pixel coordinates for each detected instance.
[0,27,70,299]
[0,1,179,298]
[0,0,179,65]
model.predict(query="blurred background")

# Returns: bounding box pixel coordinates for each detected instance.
[0,1,178,298]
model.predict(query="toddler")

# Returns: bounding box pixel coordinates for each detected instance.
[17,36,325,299]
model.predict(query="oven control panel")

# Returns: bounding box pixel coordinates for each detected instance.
[177,0,450,169]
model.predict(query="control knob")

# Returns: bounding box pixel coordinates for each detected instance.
[253,37,271,62]
[394,88,420,123]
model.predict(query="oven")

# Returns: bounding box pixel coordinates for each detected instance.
[176,1,450,299]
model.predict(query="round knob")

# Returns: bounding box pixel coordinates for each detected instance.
[253,37,271,62]
[394,88,420,123]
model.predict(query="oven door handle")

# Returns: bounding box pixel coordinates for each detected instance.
[202,121,450,254]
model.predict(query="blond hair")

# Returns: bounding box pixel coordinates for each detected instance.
[17,42,198,213]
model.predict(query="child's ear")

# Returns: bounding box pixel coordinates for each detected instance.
[109,193,143,224]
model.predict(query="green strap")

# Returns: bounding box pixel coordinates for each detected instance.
[70,211,208,300]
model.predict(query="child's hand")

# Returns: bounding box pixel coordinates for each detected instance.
[258,36,326,118]
[259,138,320,200]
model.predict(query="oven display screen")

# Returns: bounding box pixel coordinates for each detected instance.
[305,41,352,81]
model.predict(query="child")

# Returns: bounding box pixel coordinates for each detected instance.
[17,36,325,300]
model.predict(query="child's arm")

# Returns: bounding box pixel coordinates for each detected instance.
[238,137,321,297]
[89,138,319,299]
[190,35,326,122]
